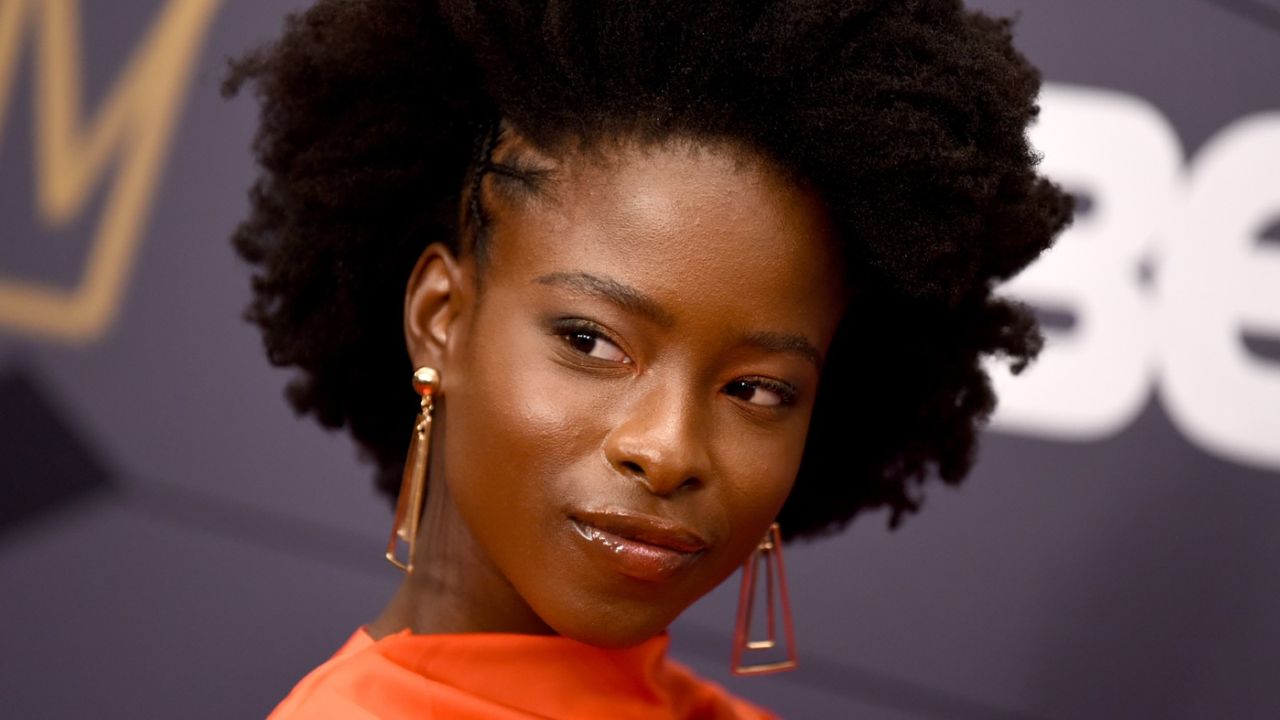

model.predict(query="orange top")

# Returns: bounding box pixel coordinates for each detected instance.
[268,628,776,719]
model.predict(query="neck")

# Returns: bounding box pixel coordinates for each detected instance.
[368,470,555,639]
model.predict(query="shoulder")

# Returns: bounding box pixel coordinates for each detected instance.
[267,630,392,720]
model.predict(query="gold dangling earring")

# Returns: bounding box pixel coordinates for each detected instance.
[731,522,798,675]
[385,366,440,572]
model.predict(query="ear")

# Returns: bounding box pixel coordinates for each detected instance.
[404,243,471,375]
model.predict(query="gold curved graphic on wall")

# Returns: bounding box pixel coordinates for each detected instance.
[0,0,221,343]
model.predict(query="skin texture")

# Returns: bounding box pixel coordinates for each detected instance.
[370,137,846,647]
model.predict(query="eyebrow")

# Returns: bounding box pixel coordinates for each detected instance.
[740,330,822,368]
[534,270,823,368]
[534,271,675,327]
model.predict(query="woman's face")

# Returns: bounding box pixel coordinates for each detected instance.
[408,137,845,647]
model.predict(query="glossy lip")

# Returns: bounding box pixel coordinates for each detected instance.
[568,509,708,582]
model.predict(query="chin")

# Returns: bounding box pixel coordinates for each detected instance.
[545,603,681,649]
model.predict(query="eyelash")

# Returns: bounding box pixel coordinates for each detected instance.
[550,318,799,408]
[724,377,799,408]
[551,319,631,364]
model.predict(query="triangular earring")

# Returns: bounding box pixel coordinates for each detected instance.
[731,522,798,675]
[385,366,439,572]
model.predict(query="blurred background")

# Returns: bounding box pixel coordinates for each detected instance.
[2,1,1278,717]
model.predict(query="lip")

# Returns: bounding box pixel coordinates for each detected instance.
[568,510,708,582]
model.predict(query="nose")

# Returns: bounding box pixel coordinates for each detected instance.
[603,379,711,497]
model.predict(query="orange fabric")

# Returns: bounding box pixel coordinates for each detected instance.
[268,628,776,719]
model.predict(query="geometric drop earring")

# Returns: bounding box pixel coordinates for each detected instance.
[385,366,440,573]
[730,522,799,675]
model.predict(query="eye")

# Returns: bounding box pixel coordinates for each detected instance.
[724,378,797,408]
[564,329,631,364]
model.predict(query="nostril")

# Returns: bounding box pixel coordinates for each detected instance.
[620,460,645,476]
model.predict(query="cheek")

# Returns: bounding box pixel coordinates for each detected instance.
[725,417,808,496]
[712,421,808,547]
[439,309,602,534]
[463,350,597,469]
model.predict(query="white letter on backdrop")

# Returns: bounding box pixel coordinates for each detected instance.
[1160,113,1280,470]
[989,84,1182,440]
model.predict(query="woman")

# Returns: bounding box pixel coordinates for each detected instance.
[226,0,1072,717]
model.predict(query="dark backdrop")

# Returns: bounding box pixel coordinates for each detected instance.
[2,1,1278,717]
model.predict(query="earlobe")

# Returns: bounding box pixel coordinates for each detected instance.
[404,243,468,373]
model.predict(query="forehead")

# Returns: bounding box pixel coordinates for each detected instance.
[483,138,845,340]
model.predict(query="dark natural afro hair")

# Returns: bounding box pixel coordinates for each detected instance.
[224,0,1072,540]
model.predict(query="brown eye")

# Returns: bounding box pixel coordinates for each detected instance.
[724,379,796,407]
[565,330,631,363]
